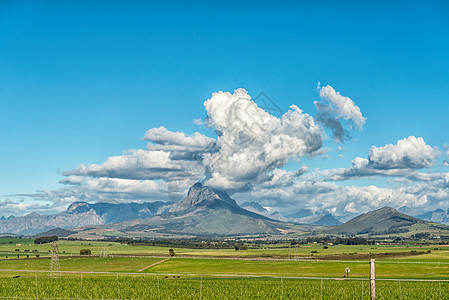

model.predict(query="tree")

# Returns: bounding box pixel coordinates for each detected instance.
[79,249,91,255]
[169,249,175,257]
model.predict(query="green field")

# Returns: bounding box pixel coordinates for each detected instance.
[2,238,449,299]
[2,238,448,259]
[0,274,448,299]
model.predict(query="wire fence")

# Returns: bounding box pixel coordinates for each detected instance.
[1,270,449,300]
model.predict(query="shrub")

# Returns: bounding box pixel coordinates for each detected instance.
[79,249,91,255]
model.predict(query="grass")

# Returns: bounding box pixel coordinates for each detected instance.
[2,238,448,259]
[2,238,449,279]
[2,256,449,279]
[2,239,449,298]
[0,274,448,299]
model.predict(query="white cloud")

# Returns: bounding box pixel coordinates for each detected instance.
[64,149,190,180]
[444,144,449,158]
[320,136,440,182]
[144,126,214,150]
[369,136,439,169]
[192,118,205,126]
[314,85,365,142]
[202,88,322,191]
[237,174,449,217]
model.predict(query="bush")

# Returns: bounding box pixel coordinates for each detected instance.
[169,249,175,257]
[79,249,91,255]
[234,243,248,251]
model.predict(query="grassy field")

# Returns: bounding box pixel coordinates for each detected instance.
[2,238,449,259]
[0,273,448,299]
[2,238,449,298]
[2,254,449,279]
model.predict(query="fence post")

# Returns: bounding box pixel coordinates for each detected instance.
[157,275,160,300]
[200,275,202,300]
[35,272,39,300]
[320,278,323,300]
[240,276,244,300]
[370,259,375,300]
[116,273,120,299]
[281,277,283,300]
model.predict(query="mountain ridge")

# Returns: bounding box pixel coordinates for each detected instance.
[327,206,425,235]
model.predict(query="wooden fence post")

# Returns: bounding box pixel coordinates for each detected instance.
[370,258,375,300]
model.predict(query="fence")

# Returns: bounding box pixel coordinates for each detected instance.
[1,269,449,300]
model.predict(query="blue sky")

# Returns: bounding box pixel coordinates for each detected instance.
[1,1,449,216]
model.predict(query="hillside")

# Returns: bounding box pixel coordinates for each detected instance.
[327,207,426,235]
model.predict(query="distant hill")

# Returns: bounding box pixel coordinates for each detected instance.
[313,214,341,226]
[327,207,425,235]
[33,228,74,238]
[286,209,314,219]
[397,206,417,216]
[69,183,296,238]
[416,209,449,225]
[241,202,268,214]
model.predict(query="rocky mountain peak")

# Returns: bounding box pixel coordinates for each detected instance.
[66,202,90,214]
[170,183,240,212]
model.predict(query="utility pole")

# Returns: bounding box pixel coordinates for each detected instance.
[49,242,60,278]
[370,258,375,300]
[101,243,108,258]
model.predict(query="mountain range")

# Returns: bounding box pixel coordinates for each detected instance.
[2,183,449,238]
[68,183,310,239]
[241,202,341,226]
[0,201,171,235]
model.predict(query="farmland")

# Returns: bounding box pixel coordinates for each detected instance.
[2,238,449,299]
[1,274,449,299]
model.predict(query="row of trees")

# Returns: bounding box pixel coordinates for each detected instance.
[34,236,58,244]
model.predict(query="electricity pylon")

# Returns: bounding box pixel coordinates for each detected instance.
[49,242,60,278]
[101,243,108,258]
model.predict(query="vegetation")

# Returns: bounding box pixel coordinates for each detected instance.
[34,236,58,244]
[1,236,449,298]
[0,275,447,299]
[79,249,91,255]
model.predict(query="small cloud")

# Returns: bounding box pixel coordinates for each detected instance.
[294,165,308,177]
[444,160,449,167]
[314,84,366,143]
[444,144,449,158]
[192,118,205,126]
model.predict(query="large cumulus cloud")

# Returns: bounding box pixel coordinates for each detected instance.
[202,88,322,191]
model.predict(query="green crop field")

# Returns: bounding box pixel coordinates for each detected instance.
[2,238,449,299]
[0,273,448,299]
